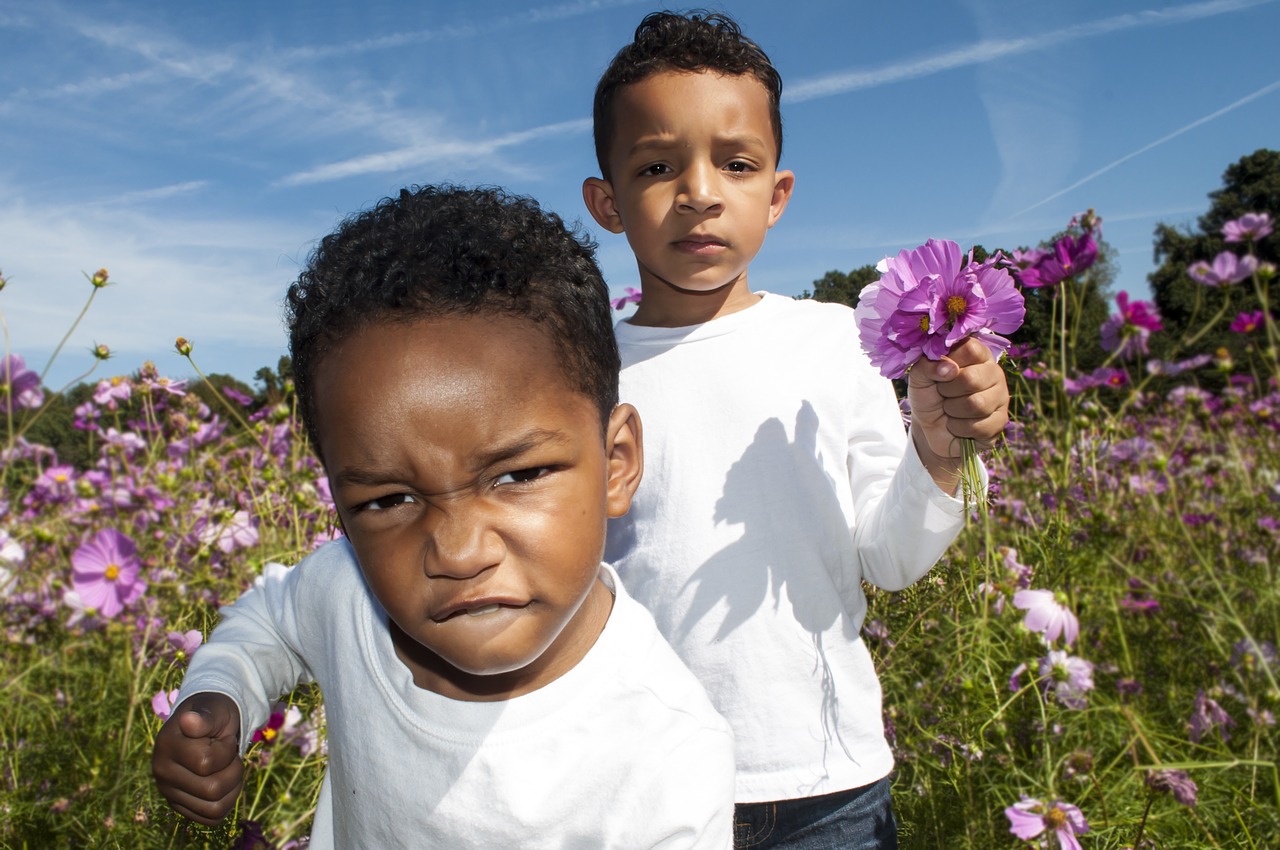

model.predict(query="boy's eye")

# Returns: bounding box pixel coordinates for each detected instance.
[725,160,754,173]
[360,493,417,511]
[640,163,671,177]
[494,467,550,486]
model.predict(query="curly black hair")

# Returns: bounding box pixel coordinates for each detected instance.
[285,184,620,456]
[592,9,783,180]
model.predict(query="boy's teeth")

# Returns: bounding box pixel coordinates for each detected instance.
[464,604,502,617]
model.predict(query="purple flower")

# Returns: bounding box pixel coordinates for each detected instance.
[200,510,260,554]
[1188,689,1235,743]
[1012,589,1078,645]
[610,287,643,310]
[855,239,1025,379]
[167,629,203,661]
[1188,251,1258,286]
[151,689,180,721]
[222,385,254,406]
[1041,650,1095,709]
[93,377,132,408]
[1146,769,1198,807]
[1222,212,1273,243]
[1100,291,1162,360]
[70,528,146,619]
[1,354,44,410]
[1018,232,1099,288]
[1231,310,1266,334]
[1005,796,1089,849]
[252,710,286,745]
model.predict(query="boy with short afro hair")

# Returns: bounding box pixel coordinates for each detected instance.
[152,184,736,849]
[583,11,1010,849]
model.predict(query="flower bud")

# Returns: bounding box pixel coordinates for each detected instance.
[0,270,7,291]
[174,337,193,356]
[91,343,112,361]
[91,268,110,287]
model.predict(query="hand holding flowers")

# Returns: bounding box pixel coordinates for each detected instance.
[905,337,1011,497]
[855,239,1021,506]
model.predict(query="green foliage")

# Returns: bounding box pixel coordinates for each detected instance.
[1149,149,1279,378]
[800,264,881,308]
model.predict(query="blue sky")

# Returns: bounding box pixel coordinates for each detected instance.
[3,0,1278,390]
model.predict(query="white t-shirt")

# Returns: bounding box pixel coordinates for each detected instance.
[607,292,969,803]
[180,539,735,849]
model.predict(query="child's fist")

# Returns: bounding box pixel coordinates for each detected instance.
[151,692,244,825]
[907,337,1010,480]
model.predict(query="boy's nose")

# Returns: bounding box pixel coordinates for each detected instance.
[424,505,503,580]
[676,165,723,214]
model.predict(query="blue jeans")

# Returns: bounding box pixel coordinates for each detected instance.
[733,778,898,849]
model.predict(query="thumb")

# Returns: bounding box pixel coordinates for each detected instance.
[176,694,237,742]
[910,355,957,386]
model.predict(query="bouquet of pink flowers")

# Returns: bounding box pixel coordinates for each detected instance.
[853,238,1025,508]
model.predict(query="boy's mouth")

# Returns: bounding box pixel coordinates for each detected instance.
[674,235,728,254]
[432,597,528,622]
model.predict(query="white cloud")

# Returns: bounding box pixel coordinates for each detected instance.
[785,0,1274,102]
[276,118,591,187]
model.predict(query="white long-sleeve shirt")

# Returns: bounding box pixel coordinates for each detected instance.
[607,292,970,803]
[180,540,736,849]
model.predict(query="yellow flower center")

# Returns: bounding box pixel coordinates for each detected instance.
[104,564,120,581]
[918,315,930,332]
[261,728,277,743]
[946,295,968,320]
[1044,807,1068,830]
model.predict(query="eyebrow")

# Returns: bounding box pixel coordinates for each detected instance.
[626,133,770,157]
[330,428,575,489]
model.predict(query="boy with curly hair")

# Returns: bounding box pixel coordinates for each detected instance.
[582,12,1010,848]
[152,185,735,848]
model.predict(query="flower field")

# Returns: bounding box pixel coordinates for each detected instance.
[1,208,1277,848]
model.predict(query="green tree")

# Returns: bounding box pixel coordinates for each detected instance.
[799,264,881,309]
[1148,149,1279,375]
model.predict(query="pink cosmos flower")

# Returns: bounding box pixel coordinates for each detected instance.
[1041,650,1095,709]
[1015,232,1099,288]
[856,239,1025,379]
[1100,291,1162,360]
[1005,796,1089,849]
[1,354,44,410]
[200,509,259,554]
[1012,588,1078,645]
[1231,310,1266,334]
[151,689,180,721]
[1146,769,1198,807]
[92,377,132,408]
[222,385,253,406]
[1188,251,1258,287]
[252,710,286,745]
[610,287,643,310]
[1222,212,1273,243]
[1188,689,1235,743]
[166,629,203,661]
[70,528,146,618]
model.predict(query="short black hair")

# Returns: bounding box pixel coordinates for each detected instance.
[286,184,620,456]
[592,10,783,180]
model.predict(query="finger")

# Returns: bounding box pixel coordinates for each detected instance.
[176,693,239,743]
[909,356,958,387]
[159,774,243,826]
[947,335,995,368]
[154,756,244,823]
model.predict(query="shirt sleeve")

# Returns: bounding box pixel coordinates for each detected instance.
[177,557,319,753]
[844,333,972,592]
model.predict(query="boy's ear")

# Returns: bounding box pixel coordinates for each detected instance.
[604,402,643,518]
[582,177,625,234]
[767,169,795,229]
